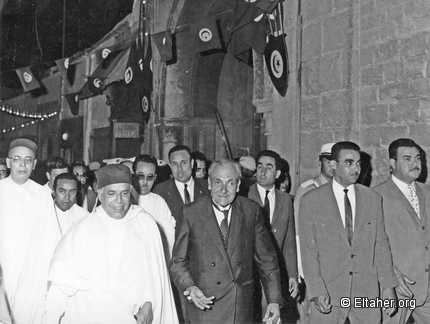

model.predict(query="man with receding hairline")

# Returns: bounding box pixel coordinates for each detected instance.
[0,138,61,324]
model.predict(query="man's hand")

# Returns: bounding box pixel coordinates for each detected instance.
[184,286,215,310]
[263,303,280,324]
[395,274,415,298]
[135,302,153,324]
[289,278,299,298]
[313,294,331,314]
[382,288,397,316]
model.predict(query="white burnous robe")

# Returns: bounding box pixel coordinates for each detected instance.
[137,192,176,260]
[54,203,88,235]
[45,204,179,324]
[0,177,61,324]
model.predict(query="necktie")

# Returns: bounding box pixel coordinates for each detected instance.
[344,189,353,245]
[213,203,231,246]
[408,184,420,218]
[263,190,270,223]
[184,184,191,204]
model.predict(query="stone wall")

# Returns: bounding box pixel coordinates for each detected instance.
[298,0,430,187]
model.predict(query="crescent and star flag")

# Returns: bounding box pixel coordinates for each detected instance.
[64,93,80,116]
[55,58,77,88]
[15,66,41,92]
[151,31,173,62]
[190,18,222,53]
[142,40,153,91]
[264,33,289,97]
[124,40,141,85]
[95,42,129,65]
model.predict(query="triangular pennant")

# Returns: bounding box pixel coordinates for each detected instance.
[256,0,281,13]
[151,31,173,62]
[55,58,77,88]
[264,33,289,96]
[15,66,41,92]
[231,1,265,32]
[95,42,130,64]
[64,93,80,116]
[231,15,267,55]
[190,18,222,53]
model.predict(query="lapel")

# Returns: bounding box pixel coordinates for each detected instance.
[352,185,366,245]
[387,178,417,217]
[168,179,185,205]
[325,183,351,247]
[200,197,234,275]
[194,179,207,200]
[272,189,283,226]
[226,199,244,258]
[248,184,263,206]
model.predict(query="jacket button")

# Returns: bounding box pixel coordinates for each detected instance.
[273,229,277,232]
[211,262,216,266]
[232,279,236,284]
[237,262,241,266]
[351,254,355,258]
[217,281,221,285]
[349,271,353,275]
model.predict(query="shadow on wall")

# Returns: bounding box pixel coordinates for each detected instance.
[357,151,372,187]
[417,146,428,184]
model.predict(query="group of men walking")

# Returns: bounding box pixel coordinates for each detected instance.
[0,136,429,324]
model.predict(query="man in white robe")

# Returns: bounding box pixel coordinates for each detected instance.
[52,172,87,235]
[132,154,176,260]
[46,164,178,324]
[0,138,61,324]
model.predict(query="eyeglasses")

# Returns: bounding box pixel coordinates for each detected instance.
[74,172,87,178]
[9,156,34,164]
[135,173,156,181]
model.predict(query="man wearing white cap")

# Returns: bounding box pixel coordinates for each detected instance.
[0,138,61,324]
[45,164,178,324]
[293,142,334,323]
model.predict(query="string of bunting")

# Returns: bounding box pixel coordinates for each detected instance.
[0,102,54,119]
[1,111,58,134]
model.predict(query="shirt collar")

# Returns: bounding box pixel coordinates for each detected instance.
[332,178,355,195]
[391,175,415,191]
[175,177,194,188]
[212,200,231,212]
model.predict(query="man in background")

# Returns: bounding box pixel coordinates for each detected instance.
[0,159,8,180]
[52,172,87,235]
[43,156,69,195]
[133,154,176,261]
[191,151,208,179]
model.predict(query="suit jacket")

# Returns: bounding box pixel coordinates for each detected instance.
[298,181,398,307]
[153,178,209,221]
[374,178,430,305]
[248,184,298,280]
[170,195,283,324]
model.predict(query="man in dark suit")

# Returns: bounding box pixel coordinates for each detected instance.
[248,150,298,317]
[299,141,398,324]
[153,145,209,221]
[170,159,283,324]
[374,138,430,324]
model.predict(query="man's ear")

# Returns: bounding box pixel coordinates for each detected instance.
[6,158,11,169]
[236,179,241,192]
[389,158,396,172]
[46,171,51,181]
[191,159,195,167]
[33,159,37,171]
[275,170,281,179]
[208,177,212,190]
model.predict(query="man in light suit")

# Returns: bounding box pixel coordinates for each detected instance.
[248,150,298,317]
[153,145,209,221]
[299,141,398,324]
[374,138,430,324]
[170,159,283,324]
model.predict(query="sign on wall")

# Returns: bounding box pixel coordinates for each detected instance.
[114,122,140,138]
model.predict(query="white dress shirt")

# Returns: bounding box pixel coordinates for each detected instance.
[175,178,195,203]
[212,201,232,227]
[332,179,356,230]
[256,183,275,223]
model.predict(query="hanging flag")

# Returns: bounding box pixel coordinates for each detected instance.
[124,40,141,85]
[190,18,222,53]
[151,31,173,62]
[138,87,151,123]
[256,0,281,13]
[264,33,288,96]
[15,66,41,92]
[141,38,153,91]
[231,1,264,32]
[64,93,80,116]
[55,58,77,87]
[95,42,129,64]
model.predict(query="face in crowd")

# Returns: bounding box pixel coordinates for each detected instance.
[209,161,240,207]
[135,161,157,196]
[256,155,280,189]
[195,159,207,179]
[73,165,88,186]
[54,179,78,212]
[0,163,7,180]
[330,149,361,188]
[7,146,37,185]
[98,183,132,219]
[169,150,194,183]
[390,146,421,184]
[320,157,334,179]
[47,167,69,189]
